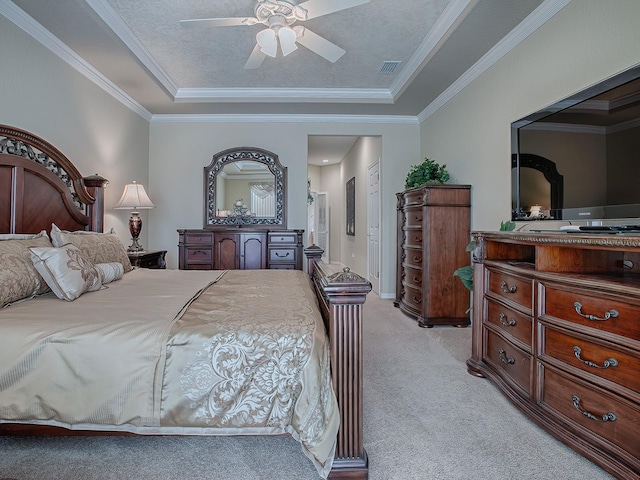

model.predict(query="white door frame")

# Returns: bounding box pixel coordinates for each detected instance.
[367,160,380,295]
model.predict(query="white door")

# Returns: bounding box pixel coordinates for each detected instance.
[367,161,380,294]
[315,191,329,263]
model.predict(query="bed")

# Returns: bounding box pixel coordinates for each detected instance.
[0,124,371,479]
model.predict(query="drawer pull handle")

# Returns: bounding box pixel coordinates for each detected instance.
[413,296,422,304]
[414,235,422,242]
[275,252,290,257]
[571,395,617,422]
[573,346,618,369]
[500,281,517,294]
[193,250,207,255]
[498,348,515,365]
[499,313,516,327]
[414,256,422,263]
[573,302,619,321]
[413,276,422,284]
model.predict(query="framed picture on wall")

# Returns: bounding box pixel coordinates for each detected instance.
[346,176,355,236]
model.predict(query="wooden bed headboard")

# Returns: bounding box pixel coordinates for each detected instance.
[0,124,108,234]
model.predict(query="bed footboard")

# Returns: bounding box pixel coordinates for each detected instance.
[305,247,372,479]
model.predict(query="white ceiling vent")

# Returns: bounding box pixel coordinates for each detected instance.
[379,61,401,75]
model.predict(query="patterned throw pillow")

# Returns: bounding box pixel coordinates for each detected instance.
[29,244,103,301]
[0,231,53,308]
[50,224,133,272]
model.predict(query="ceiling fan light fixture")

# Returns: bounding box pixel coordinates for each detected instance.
[256,28,277,57]
[278,27,298,56]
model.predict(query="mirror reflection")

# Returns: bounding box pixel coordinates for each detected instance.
[216,161,276,218]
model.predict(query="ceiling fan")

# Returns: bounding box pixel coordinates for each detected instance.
[180,0,371,69]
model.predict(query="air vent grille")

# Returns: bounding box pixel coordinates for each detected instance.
[379,61,401,75]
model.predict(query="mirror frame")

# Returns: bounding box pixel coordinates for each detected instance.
[204,147,287,229]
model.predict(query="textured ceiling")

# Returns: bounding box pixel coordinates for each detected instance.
[7,0,547,117]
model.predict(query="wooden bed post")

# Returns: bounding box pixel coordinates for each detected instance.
[83,174,109,232]
[304,248,372,479]
[323,267,371,479]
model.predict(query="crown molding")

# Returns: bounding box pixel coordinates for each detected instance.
[85,0,179,97]
[389,0,478,100]
[1,0,152,121]
[417,0,572,124]
[174,87,393,103]
[150,114,419,124]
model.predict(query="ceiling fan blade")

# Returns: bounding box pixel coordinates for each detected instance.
[244,44,267,69]
[180,17,257,28]
[297,0,370,20]
[295,28,345,63]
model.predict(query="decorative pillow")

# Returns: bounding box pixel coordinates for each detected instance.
[50,224,133,272]
[29,244,102,301]
[0,230,50,240]
[95,262,124,285]
[0,232,53,308]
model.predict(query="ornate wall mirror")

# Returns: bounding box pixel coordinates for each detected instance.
[204,147,287,228]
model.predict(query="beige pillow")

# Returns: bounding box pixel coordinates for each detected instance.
[29,244,102,301]
[0,231,52,308]
[50,224,132,272]
[95,262,124,284]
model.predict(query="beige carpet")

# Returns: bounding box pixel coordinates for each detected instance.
[0,293,614,479]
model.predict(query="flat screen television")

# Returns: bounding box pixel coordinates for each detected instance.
[512,64,640,223]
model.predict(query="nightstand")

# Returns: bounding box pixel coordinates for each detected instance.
[128,250,167,269]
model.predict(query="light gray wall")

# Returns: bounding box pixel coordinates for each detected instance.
[419,0,640,232]
[340,137,382,278]
[149,121,418,298]
[1,17,150,247]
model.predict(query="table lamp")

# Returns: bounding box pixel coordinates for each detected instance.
[114,181,155,252]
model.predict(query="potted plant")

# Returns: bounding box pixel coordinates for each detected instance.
[453,220,516,292]
[405,157,450,189]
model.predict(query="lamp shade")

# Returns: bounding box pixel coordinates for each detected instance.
[256,28,277,57]
[278,27,298,56]
[114,182,155,210]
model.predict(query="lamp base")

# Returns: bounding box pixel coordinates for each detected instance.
[128,212,144,252]
[127,238,144,253]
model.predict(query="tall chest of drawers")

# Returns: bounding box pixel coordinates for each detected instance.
[394,184,471,327]
[468,231,640,479]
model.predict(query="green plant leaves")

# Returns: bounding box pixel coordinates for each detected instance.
[405,158,450,188]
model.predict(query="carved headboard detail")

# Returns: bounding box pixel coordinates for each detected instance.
[0,125,108,234]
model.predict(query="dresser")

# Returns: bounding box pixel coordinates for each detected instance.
[468,231,640,479]
[177,229,303,270]
[394,184,471,327]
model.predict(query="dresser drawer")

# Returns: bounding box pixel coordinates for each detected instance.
[269,247,297,263]
[184,233,213,244]
[185,247,212,263]
[484,329,532,396]
[268,232,297,244]
[402,283,423,312]
[269,264,295,270]
[404,190,425,206]
[485,299,532,349]
[403,248,424,269]
[403,264,423,290]
[184,263,213,270]
[541,326,640,396]
[404,206,423,227]
[487,269,533,312]
[404,229,423,248]
[540,366,640,462]
[542,284,640,341]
